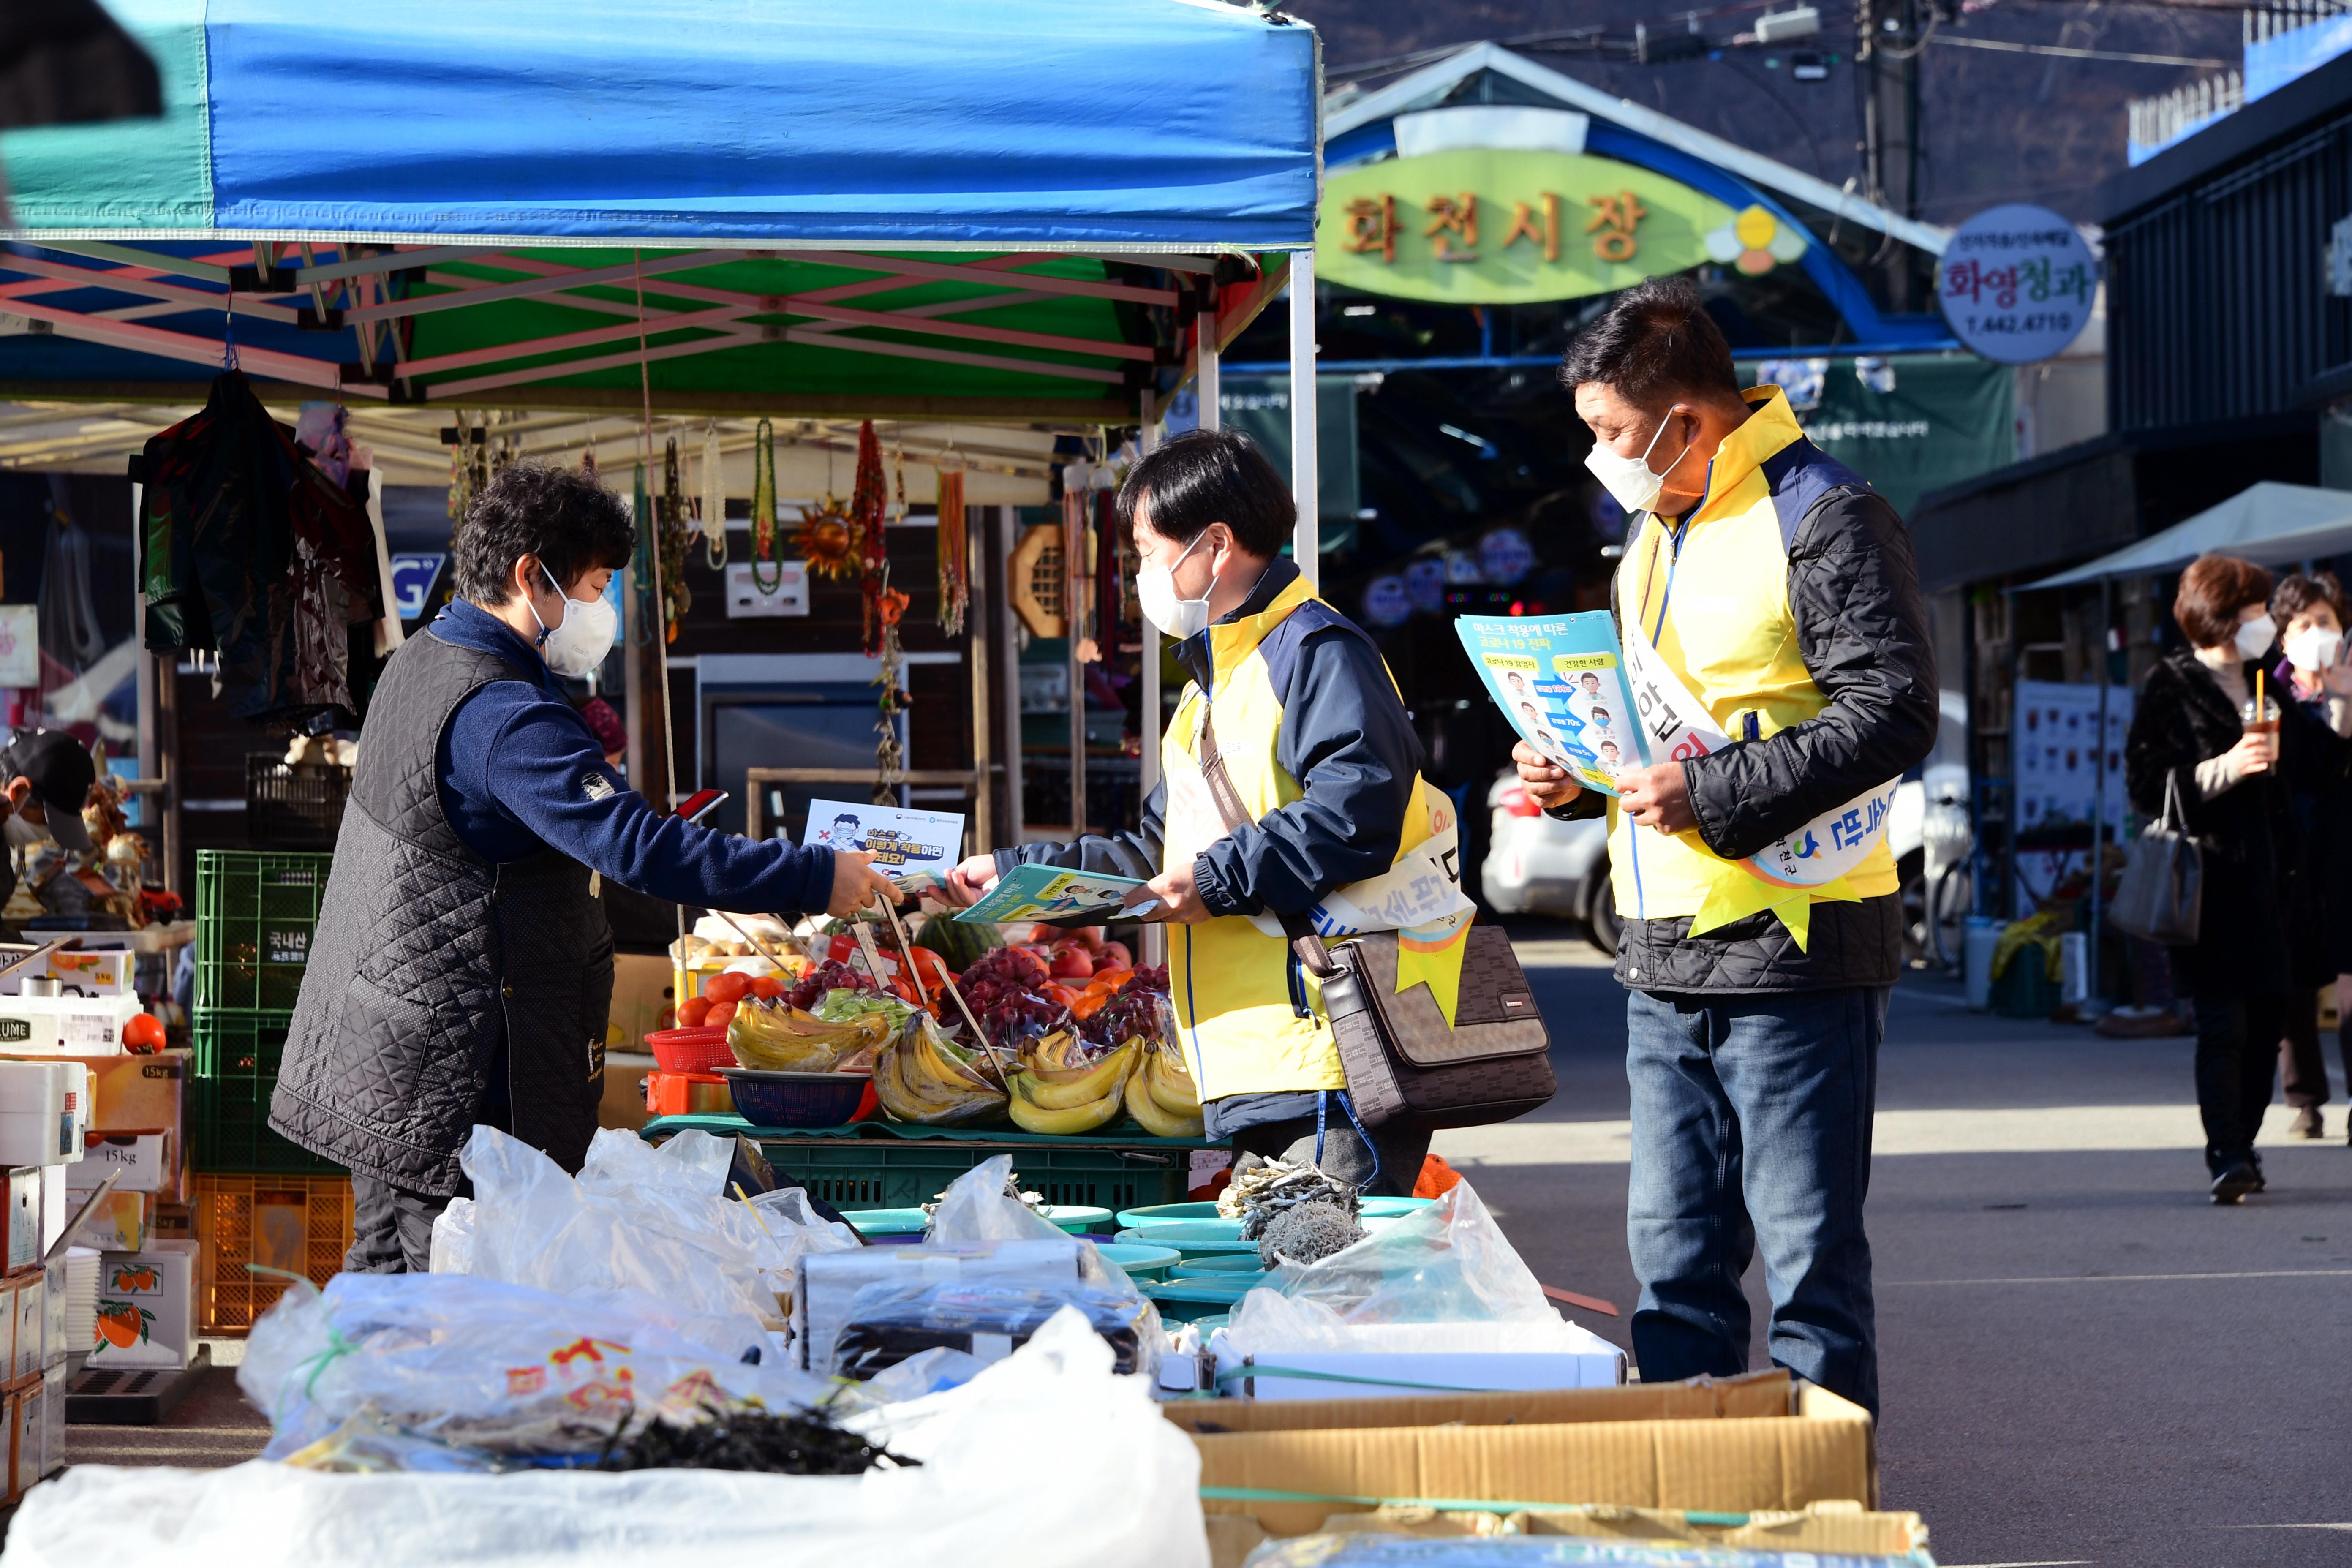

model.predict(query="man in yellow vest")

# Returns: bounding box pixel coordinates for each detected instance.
[1516,279,1936,1416]
[946,429,1441,1195]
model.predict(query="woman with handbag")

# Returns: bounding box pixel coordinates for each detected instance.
[2123,555,2345,1202]
[2268,572,2352,1141]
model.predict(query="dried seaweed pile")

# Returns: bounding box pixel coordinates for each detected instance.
[596,1404,920,1475]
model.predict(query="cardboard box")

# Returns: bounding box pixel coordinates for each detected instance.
[67,1130,171,1194]
[39,1258,62,1370]
[64,1189,147,1253]
[0,994,144,1056]
[1168,1370,1877,1538]
[90,1240,196,1370]
[38,1363,61,1480]
[30,950,135,997]
[1193,1501,1925,1568]
[0,1168,35,1274]
[0,1064,78,1168]
[11,1276,38,1381]
[65,1050,186,1134]
[1206,1324,1625,1400]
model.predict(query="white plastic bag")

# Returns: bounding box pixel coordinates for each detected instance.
[427,1196,474,1275]
[17,1309,1209,1568]
[237,1271,831,1462]
[926,1153,1070,1243]
[452,1125,857,1357]
[1223,1180,1598,1356]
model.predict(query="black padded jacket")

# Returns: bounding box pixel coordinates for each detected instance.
[1550,442,1938,993]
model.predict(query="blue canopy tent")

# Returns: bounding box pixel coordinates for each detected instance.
[0,0,1326,873]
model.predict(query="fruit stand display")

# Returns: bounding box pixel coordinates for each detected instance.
[648,916,1222,1215]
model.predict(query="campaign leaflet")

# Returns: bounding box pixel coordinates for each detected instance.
[798,800,965,892]
[951,863,1157,925]
[1454,612,1647,797]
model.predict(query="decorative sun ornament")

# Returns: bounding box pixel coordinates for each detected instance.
[1704,204,1810,276]
[795,495,858,578]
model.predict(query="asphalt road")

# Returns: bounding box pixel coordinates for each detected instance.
[1440,926,2352,1568]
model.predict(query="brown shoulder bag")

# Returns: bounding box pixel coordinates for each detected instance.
[1193,708,1556,1131]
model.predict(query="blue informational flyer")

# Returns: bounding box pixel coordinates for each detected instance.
[798,799,966,885]
[951,863,1157,924]
[1455,612,1647,797]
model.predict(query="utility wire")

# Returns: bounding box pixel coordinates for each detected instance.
[1930,31,2230,63]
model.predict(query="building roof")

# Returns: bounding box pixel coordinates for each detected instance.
[1327,43,1952,256]
[2096,48,2352,225]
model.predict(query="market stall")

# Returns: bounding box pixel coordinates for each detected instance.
[0,0,1315,1394]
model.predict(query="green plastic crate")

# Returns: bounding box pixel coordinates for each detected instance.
[654,1127,1194,1212]
[196,850,333,1013]
[190,1010,342,1176]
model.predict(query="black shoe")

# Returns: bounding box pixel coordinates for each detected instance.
[2249,1150,2268,1191]
[2210,1162,2260,1204]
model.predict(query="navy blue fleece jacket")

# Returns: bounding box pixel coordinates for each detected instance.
[991,557,1423,917]
[431,599,835,914]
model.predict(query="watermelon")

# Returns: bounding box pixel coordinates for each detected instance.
[912,913,1004,973]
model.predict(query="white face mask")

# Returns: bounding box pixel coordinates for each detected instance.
[3,812,44,850]
[1583,410,1693,516]
[2286,624,2344,673]
[2234,613,2279,662]
[528,564,619,679]
[1137,529,1219,640]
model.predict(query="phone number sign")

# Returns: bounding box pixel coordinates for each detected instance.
[1938,203,2099,365]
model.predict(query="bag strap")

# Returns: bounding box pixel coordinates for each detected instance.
[2161,769,2186,833]
[1195,704,1339,979]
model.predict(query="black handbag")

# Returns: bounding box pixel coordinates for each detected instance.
[2108,770,2204,947]
[1194,709,1556,1131]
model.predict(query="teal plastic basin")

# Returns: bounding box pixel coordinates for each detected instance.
[1142,1277,1259,1321]
[1116,1222,1258,1258]
[1114,1196,1434,1230]
[1089,1241,1181,1281]
[1169,1253,1266,1279]
[840,1203,1111,1239]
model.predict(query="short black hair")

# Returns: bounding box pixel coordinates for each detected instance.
[1558,276,1740,410]
[454,460,637,606]
[1114,428,1295,557]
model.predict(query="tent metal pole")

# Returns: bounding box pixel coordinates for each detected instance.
[1288,251,1318,586]
[1138,392,1164,972]
[1199,302,1220,434]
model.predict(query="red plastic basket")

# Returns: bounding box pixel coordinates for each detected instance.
[645,1026,734,1074]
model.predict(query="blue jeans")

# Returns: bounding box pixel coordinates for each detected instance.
[1625,985,1886,1416]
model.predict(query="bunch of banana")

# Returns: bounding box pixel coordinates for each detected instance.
[876,1014,1008,1126]
[729,1003,892,1072]
[1006,1038,1137,1135]
[1123,1038,1204,1138]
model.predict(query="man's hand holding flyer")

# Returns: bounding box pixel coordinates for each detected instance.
[1456,611,1647,795]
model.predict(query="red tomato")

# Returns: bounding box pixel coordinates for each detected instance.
[703,972,751,1005]
[751,975,785,1000]
[676,996,713,1028]
[121,1013,166,1053]
[705,1000,738,1029]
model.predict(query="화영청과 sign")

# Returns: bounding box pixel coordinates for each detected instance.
[1938,204,2099,365]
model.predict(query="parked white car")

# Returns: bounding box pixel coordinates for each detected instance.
[1482,767,1967,961]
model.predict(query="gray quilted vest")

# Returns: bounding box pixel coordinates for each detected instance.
[270,627,614,1194]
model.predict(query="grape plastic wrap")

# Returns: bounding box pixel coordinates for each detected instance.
[1223,1181,1597,1356]
[239,1271,830,1461]
[832,1279,1160,1383]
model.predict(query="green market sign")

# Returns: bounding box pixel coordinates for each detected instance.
[1318,148,1809,305]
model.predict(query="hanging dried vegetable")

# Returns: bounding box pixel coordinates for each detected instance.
[852,421,891,657]
[751,419,787,590]
[631,460,656,647]
[658,436,693,637]
[935,449,968,636]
